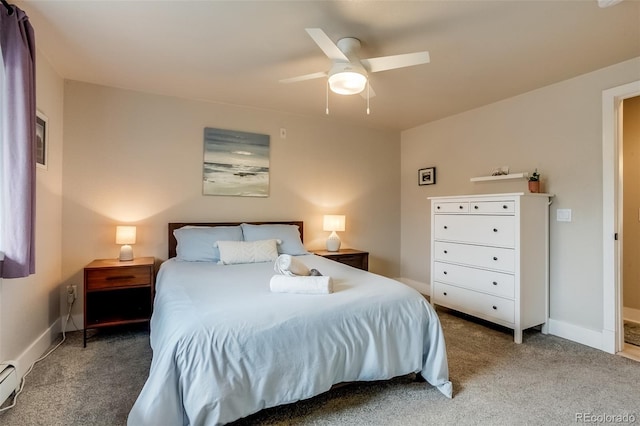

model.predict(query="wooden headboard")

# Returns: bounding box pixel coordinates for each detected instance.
[168,221,304,259]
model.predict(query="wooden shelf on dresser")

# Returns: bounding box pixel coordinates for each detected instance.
[311,249,369,271]
[83,257,155,347]
[429,193,552,343]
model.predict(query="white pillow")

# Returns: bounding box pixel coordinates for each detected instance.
[240,223,308,255]
[216,239,281,265]
[173,226,243,262]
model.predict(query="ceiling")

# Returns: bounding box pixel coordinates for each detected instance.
[16,0,640,131]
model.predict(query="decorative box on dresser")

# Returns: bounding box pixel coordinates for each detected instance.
[429,193,552,343]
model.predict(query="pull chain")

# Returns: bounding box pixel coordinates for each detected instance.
[366,81,370,115]
[325,81,329,115]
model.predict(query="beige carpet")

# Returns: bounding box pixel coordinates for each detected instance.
[1,310,639,425]
[624,321,640,347]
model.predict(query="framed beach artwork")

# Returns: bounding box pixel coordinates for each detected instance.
[36,110,48,169]
[203,127,270,197]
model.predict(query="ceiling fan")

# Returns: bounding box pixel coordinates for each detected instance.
[597,0,623,7]
[280,28,430,108]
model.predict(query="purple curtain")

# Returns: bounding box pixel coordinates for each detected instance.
[0,5,36,278]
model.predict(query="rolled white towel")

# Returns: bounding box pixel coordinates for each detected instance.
[269,275,333,295]
[274,254,310,276]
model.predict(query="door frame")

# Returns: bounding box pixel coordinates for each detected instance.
[602,80,640,354]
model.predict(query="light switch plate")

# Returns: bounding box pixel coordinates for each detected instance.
[557,209,572,222]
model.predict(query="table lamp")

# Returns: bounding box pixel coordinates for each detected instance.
[323,215,345,252]
[116,225,136,261]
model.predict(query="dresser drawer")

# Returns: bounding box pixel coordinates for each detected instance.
[433,261,515,299]
[312,249,369,271]
[86,266,152,290]
[334,254,368,270]
[434,214,515,247]
[434,241,515,273]
[433,201,469,214]
[470,201,515,215]
[433,282,515,324]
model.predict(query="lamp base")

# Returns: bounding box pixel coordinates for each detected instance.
[326,232,341,252]
[119,245,134,261]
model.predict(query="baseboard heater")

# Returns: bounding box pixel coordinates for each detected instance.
[0,362,19,406]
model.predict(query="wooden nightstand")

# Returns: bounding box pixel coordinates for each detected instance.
[83,257,155,347]
[311,249,369,271]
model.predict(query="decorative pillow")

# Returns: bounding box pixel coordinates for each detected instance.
[173,226,243,262]
[240,223,308,255]
[216,239,280,265]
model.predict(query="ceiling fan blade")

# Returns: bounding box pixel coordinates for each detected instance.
[279,71,328,84]
[598,0,623,7]
[361,51,430,73]
[305,28,349,61]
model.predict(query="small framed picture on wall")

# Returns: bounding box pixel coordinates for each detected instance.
[418,167,436,186]
[36,110,48,169]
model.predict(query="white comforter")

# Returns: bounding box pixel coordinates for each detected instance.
[128,255,452,425]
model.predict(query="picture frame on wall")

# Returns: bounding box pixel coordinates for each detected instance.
[36,110,48,169]
[418,167,436,186]
[202,127,270,197]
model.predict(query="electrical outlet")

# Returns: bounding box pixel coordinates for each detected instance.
[66,285,77,305]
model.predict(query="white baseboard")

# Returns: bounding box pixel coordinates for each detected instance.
[623,307,640,324]
[397,277,430,296]
[547,318,609,353]
[11,318,61,379]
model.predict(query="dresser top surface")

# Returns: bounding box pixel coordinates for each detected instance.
[428,192,553,200]
[85,257,155,269]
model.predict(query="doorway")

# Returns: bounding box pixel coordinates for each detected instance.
[621,96,640,354]
[602,80,640,357]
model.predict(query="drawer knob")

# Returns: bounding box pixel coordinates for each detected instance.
[443,250,448,254]
[443,271,448,275]
[443,292,447,296]
[492,281,498,286]
[437,206,441,209]
[493,256,498,261]
[474,205,479,210]
[492,305,497,310]
[444,226,448,229]
[493,228,498,232]
[459,205,464,209]
[503,205,508,209]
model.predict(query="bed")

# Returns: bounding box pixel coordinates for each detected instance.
[128,221,451,425]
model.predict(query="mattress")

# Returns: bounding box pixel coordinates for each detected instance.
[128,255,451,425]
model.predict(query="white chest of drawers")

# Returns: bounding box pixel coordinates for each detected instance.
[429,193,551,343]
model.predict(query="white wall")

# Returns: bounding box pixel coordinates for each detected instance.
[400,57,640,344]
[0,50,64,376]
[61,81,401,323]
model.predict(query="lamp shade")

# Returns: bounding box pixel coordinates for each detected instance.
[115,226,136,245]
[323,215,346,232]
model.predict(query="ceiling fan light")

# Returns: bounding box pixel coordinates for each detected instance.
[328,71,367,95]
